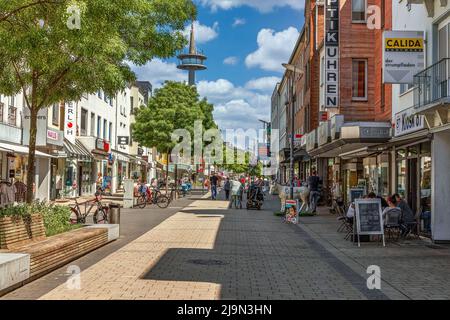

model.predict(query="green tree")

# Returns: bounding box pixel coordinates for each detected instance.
[220,146,261,176]
[0,0,196,202]
[132,81,216,189]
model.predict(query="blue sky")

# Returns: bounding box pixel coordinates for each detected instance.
[132,0,305,133]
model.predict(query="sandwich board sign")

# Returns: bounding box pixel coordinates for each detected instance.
[354,199,385,247]
[285,200,298,224]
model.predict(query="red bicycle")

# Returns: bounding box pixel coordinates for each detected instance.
[69,188,109,224]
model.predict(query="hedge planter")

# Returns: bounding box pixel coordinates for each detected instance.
[0,214,46,249]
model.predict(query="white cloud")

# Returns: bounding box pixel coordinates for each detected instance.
[199,0,304,13]
[182,21,219,44]
[232,18,246,27]
[245,27,299,72]
[245,76,280,92]
[197,79,271,132]
[130,59,186,88]
[223,56,239,65]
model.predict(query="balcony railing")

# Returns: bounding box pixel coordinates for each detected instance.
[414,58,450,109]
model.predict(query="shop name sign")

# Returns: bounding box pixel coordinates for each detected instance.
[383,31,425,84]
[324,0,339,108]
[395,109,425,137]
[65,102,76,144]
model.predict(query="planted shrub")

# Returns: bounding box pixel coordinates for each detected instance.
[0,202,80,237]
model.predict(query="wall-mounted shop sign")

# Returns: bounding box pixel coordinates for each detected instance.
[330,114,344,140]
[318,121,331,146]
[324,0,339,108]
[395,108,425,136]
[383,31,425,84]
[22,106,47,147]
[64,102,76,144]
[306,129,317,152]
[47,129,64,146]
[96,138,110,152]
[118,136,130,145]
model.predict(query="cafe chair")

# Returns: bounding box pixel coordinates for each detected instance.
[404,216,421,240]
[384,208,402,241]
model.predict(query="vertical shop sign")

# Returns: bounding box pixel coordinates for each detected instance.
[325,0,339,108]
[65,102,76,144]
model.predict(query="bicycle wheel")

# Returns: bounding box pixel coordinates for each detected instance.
[137,194,147,209]
[70,208,80,224]
[93,208,108,224]
[156,195,170,208]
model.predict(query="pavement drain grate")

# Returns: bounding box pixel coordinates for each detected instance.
[188,259,229,266]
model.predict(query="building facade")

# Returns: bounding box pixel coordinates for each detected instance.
[273,0,450,242]
[390,0,449,242]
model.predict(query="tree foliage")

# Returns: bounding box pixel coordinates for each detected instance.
[132,81,216,155]
[0,0,196,202]
[220,145,262,176]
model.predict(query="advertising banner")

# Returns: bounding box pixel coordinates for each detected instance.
[383,31,425,84]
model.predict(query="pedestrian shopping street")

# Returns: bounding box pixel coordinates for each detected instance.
[3,192,450,300]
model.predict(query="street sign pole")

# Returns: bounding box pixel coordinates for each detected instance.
[289,75,294,200]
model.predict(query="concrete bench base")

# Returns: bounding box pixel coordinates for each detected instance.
[0,253,30,294]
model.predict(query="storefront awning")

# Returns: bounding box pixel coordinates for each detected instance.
[64,139,93,162]
[0,142,54,158]
[307,121,392,158]
[339,146,383,160]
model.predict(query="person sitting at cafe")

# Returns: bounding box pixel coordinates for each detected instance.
[392,193,416,236]
[382,196,401,226]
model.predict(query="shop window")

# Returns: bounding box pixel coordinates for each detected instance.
[97,116,101,137]
[420,142,431,155]
[400,83,413,95]
[130,96,134,114]
[420,156,432,217]
[396,148,406,159]
[352,59,367,100]
[396,160,407,199]
[8,106,17,126]
[80,108,88,136]
[52,103,59,126]
[352,0,367,22]
[408,145,419,158]
[90,112,95,136]
[103,119,107,140]
[109,122,112,143]
[0,102,4,123]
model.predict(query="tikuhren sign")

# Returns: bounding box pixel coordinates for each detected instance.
[324,0,339,108]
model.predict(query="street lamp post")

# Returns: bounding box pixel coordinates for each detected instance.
[282,63,304,200]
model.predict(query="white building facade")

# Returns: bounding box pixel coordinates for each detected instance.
[391,0,450,242]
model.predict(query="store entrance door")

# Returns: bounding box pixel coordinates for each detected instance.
[407,158,418,214]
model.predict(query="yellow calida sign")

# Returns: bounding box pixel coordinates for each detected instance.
[385,38,424,51]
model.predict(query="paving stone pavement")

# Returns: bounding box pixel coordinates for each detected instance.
[6,191,450,300]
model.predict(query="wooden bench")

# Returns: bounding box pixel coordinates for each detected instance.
[8,227,108,281]
[0,214,46,249]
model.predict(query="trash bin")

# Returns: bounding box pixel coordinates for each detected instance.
[108,203,121,224]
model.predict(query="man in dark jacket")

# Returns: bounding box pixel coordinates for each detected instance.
[308,170,320,214]
[224,178,231,200]
[210,173,219,200]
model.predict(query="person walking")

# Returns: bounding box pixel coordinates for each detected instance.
[210,173,218,200]
[307,170,320,214]
[224,177,231,200]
